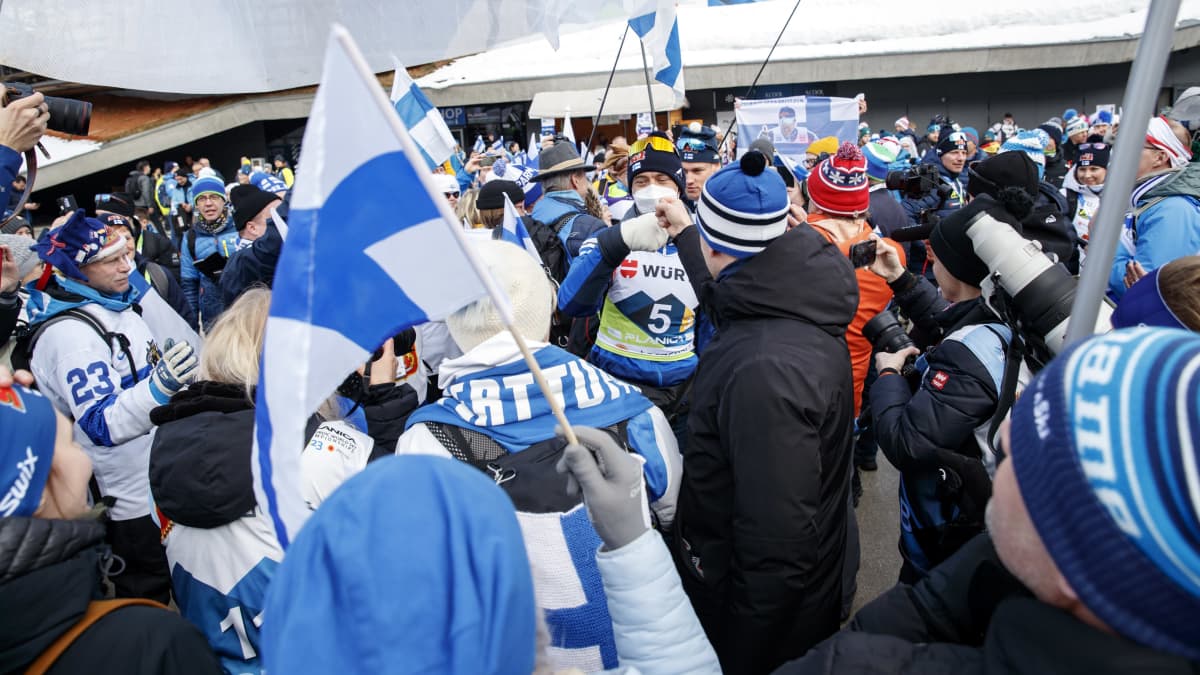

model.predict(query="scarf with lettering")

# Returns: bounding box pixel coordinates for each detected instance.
[406,332,652,452]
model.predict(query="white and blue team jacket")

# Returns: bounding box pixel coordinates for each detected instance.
[29,302,164,521]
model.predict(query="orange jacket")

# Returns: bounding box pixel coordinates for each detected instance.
[808,215,905,415]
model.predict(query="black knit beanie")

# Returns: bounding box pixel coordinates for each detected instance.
[928,193,1024,287]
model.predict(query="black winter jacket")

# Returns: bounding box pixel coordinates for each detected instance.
[673,224,859,675]
[219,222,282,307]
[1042,149,1068,190]
[138,229,181,280]
[1020,182,1080,275]
[150,381,418,526]
[0,517,219,674]
[776,534,1200,674]
[871,275,1007,575]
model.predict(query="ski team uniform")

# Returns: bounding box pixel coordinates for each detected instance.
[558,225,698,388]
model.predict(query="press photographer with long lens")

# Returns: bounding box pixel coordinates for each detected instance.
[863,152,1046,583]
[898,128,968,280]
[0,87,52,348]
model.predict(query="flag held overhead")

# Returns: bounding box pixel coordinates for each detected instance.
[251,24,500,550]
[390,57,458,170]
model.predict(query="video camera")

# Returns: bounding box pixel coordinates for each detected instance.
[886,163,952,228]
[2,82,91,136]
[885,164,949,200]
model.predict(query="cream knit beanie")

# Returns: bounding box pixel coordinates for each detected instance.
[446,240,553,353]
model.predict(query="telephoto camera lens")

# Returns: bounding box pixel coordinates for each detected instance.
[863,309,915,355]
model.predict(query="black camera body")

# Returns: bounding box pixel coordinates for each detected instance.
[885,163,951,201]
[3,82,91,136]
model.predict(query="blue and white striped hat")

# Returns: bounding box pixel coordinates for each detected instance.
[696,151,789,259]
[1010,327,1200,660]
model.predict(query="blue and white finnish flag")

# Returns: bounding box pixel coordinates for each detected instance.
[629,1,685,95]
[389,58,458,170]
[472,134,486,154]
[499,193,541,262]
[562,111,577,146]
[527,132,540,161]
[252,26,490,549]
[490,135,505,152]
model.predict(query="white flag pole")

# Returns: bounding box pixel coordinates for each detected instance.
[330,24,579,446]
[269,207,288,240]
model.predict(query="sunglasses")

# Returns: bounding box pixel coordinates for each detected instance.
[676,137,714,153]
[1078,142,1109,152]
[444,191,460,198]
[630,135,678,155]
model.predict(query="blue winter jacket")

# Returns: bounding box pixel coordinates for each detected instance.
[529,190,608,264]
[180,219,239,329]
[0,146,21,213]
[1110,194,1200,300]
[900,152,967,227]
[558,224,698,387]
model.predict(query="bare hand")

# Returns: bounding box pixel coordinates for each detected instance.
[875,346,920,374]
[0,91,49,152]
[0,365,34,388]
[0,247,19,293]
[464,152,482,174]
[655,197,692,237]
[370,337,398,386]
[867,236,906,283]
[786,203,806,230]
[1124,260,1147,288]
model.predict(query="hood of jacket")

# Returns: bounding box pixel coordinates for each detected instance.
[23,274,143,326]
[149,381,258,528]
[261,455,537,674]
[0,517,106,671]
[1142,161,1200,203]
[707,223,857,339]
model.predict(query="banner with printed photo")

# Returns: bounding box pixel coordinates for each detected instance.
[735,95,859,164]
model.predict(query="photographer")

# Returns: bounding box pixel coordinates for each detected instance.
[865,158,1041,582]
[900,128,968,279]
[0,90,49,219]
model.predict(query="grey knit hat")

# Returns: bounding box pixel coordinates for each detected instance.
[0,233,40,281]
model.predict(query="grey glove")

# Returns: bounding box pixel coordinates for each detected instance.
[555,425,651,551]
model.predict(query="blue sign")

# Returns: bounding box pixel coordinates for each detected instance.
[442,106,466,128]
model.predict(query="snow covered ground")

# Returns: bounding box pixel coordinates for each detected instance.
[418,0,1200,90]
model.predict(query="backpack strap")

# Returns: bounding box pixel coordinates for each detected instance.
[28,308,140,385]
[25,598,167,675]
[145,262,171,300]
[1130,196,1167,242]
[187,228,197,261]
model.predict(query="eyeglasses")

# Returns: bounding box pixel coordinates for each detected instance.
[444,191,460,198]
[630,135,678,155]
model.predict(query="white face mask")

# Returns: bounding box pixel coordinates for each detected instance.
[633,184,676,214]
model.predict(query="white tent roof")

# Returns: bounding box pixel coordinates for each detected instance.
[0,0,640,94]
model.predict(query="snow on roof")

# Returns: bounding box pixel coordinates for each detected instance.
[19,135,102,173]
[418,0,1200,90]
